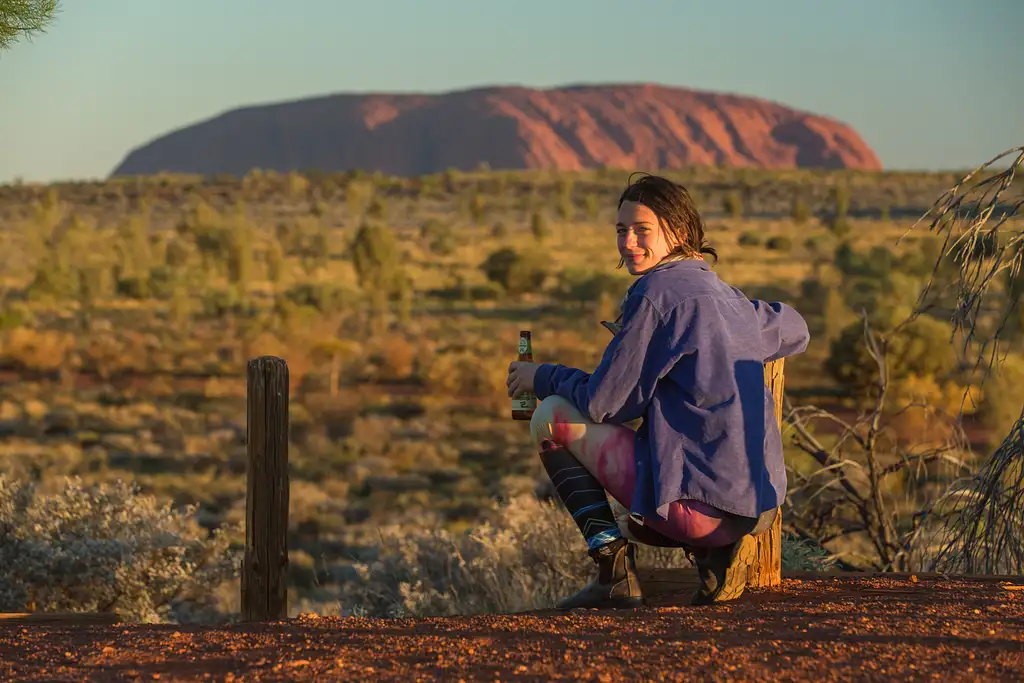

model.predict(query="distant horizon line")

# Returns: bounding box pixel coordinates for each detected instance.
[1,161,1005,189]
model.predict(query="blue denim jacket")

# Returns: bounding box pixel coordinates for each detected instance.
[533,259,810,521]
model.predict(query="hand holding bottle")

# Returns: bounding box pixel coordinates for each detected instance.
[506,361,540,398]
[510,330,538,420]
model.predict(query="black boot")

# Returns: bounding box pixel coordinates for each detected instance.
[556,537,645,610]
[686,534,757,606]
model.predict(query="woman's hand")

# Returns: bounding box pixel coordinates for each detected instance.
[507,361,540,397]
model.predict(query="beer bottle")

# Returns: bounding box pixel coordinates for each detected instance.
[511,330,537,420]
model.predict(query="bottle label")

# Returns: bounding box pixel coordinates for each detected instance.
[512,394,537,411]
[518,338,529,356]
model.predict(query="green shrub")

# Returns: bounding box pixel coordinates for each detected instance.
[115,274,150,299]
[831,186,850,218]
[419,219,456,256]
[559,268,628,306]
[791,197,810,224]
[334,495,834,618]
[765,236,793,251]
[0,475,240,624]
[283,281,357,314]
[738,231,761,246]
[825,314,959,402]
[978,354,1024,438]
[723,192,743,218]
[827,216,851,240]
[480,248,544,296]
[530,212,550,242]
[351,222,404,303]
[468,282,503,301]
[0,304,31,331]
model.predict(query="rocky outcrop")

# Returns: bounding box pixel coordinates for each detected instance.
[111,83,882,177]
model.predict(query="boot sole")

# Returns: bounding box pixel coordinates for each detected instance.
[691,534,757,606]
[555,595,646,610]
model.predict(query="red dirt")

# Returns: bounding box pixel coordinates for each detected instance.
[3,574,1023,682]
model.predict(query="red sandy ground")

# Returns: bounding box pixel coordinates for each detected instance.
[2,574,1022,682]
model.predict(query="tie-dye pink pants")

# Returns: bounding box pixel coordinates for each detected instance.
[530,395,750,548]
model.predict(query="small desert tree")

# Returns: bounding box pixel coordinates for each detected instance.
[350,221,406,331]
[0,0,58,50]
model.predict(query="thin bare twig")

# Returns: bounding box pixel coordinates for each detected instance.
[895,145,1024,575]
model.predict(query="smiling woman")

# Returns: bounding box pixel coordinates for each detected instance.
[615,173,718,275]
[506,173,810,610]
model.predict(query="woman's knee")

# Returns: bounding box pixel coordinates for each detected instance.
[529,395,577,443]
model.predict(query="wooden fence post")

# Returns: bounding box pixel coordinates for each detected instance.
[747,358,785,589]
[241,356,290,621]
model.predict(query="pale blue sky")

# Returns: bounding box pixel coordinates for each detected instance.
[1,0,1021,184]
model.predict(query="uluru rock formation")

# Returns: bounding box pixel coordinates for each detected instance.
[110,83,882,177]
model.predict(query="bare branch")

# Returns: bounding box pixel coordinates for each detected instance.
[901,146,1024,381]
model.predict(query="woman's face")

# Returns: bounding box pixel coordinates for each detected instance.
[616,201,675,276]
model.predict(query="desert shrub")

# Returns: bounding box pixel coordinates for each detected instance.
[115,273,151,299]
[337,495,834,618]
[738,231,760,246]
[765,236,793,251]
[827,216,851,239]
[467,191,488,225]
[825,314,960,405]
[830,185,850,219]
[723,191,743,218]
[424,349,505,400]
[0,475,240,624]
[977,354,1024,438]
[365,196,387,219]
[78,330,157,379]
[558,268,629,307]
[350,221,406,312]
[369,334,416,382]
[780,533,836,572]
[529,212,550,242]
[0,304,31,331]
[199,287,253,318]
[831,243,925,326]
[480,247,544,296]
[791,197,810,224]
[419,219,456,256]
[147,266,177,299]
[282,281,357,315]
[0,327,76,372]
[468,282,503,301]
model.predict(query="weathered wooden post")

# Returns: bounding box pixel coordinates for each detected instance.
[747,358,786,589]
[241,356,290,621]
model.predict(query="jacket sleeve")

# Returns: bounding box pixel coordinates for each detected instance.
[533,294,689,424]
[749,299,810,363]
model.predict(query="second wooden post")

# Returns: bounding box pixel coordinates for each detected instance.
[747,358,785,589]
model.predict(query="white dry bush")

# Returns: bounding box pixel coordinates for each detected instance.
[336,495,834,618]
[0,475,241,624]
